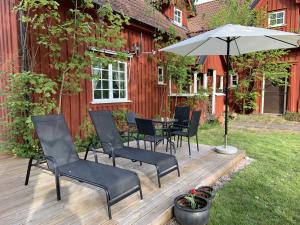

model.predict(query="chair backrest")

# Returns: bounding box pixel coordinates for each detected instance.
[32,115,79,170]
[89,110,124,154]
[174,106,190,125]
[135,118,156,136]
[126,111,136,126]
[188,111,201,137]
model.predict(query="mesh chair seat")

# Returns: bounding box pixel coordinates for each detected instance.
[144,135,166,143]
[170,130,189,137]
[113,147,178,175]
[60,159,139,199]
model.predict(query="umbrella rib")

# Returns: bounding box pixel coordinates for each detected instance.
[265,35,299,48]
[184,38,211,56]
[234,38,241,55]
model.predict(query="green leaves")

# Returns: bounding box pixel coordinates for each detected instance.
[184,194,198,209]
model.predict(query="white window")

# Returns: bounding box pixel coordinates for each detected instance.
[268,10,285,27]
[230,74,238,87]
[158,66,165,85]
[92,61,128,103]
[174,7,182,26]
[219,76,224,90]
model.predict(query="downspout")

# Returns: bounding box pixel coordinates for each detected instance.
[18,10,29,72]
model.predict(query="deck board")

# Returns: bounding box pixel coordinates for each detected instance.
[0,142,245,225]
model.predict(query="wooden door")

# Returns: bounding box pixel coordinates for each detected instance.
[264,80,285,114]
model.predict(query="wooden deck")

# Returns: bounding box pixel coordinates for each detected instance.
[0,142,245,225]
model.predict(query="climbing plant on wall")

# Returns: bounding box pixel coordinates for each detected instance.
[209,0,291,113]
[0,0,129,157]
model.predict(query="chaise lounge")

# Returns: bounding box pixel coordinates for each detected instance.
[26,114,143,219]
[86,110,180,188]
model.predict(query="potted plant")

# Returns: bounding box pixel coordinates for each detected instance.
[197,186,215,198]
[174,189,210,225]
[193,189,213,209]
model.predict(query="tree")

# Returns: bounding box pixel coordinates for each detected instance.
[209,0,291,113]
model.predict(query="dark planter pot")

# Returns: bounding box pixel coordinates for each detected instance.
[174,194,210,225]
[194,190,213,208]
[196,186,215,198]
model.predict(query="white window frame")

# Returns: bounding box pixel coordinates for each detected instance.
[92,61,128,104]
[219,76,224,90]
[158,66,165,85]
[268,10,286,27]
[230,74,238,87]
[174,7,182,26]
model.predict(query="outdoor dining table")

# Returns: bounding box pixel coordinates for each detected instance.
[152,118,177,154]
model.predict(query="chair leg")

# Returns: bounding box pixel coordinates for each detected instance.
[154,142,157,152]
[25,157,33,185]
[196,134,199,152]
[105,190,112,219]
[113,157,116,167]
[127,131,130,146]
[55,172,61,201]
[139,180,143,199]
[157,172,161,188]
[150,142,153,151]
[166,138,169,152]
[180,136,183,147]
[188,136,191,156]
[144,141,146,150]
[84,147,89,160]
[177,135,179,147]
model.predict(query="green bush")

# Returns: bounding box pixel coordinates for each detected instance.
[284,111,300,122]
[0,72,57,157]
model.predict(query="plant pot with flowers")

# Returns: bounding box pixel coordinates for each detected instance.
[174,189,210,225]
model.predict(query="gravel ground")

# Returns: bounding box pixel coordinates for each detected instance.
[165,156,254,225]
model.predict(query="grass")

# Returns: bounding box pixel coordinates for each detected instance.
[235,114,288,124]
[194,124,300,225]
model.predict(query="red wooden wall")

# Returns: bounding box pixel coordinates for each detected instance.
[25,3,170,137]
[255,0,300,113]
[0,0,20,142]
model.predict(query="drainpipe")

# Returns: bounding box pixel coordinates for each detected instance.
[18,10,29,71]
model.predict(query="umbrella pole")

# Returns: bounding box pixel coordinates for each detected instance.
[224,38,230,148]
[215,37,237,155]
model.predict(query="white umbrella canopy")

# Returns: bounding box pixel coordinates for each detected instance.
[160,24,300,154]
[160,24,300,56]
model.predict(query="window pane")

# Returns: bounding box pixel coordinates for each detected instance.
[102,70,109,79]
[277,18,284,24]
[103,90,109,99]
[120,90,125,98]
[119,63,125,72]
[102,80,109,89]
[277,12,284,18]
[94,80,101,89]
[94,90,101,99]
[269,13,276,20]
[113,71,119,80]
[113,81,119,89]
[119,81,125,89]
[113,90,119,98]
[119,72,125,81]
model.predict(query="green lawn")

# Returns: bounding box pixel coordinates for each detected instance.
[194,125,300,225]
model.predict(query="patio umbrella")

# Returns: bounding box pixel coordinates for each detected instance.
[160,24,300,154]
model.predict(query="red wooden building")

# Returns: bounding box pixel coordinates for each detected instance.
[252,0,300,114]
[1,0,212,139]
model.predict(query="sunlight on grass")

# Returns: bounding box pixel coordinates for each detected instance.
[194,124,300,225]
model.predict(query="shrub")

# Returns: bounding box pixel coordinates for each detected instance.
[0,72,57,157]
[284,112,300,122]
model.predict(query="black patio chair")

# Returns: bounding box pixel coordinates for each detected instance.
[126,111,138,146]
[169,111,201,156]
[86,110,180,188]
[174,106,190,127]
[26,114,142,219]
[135,118,168,152]
[171,106,190,142]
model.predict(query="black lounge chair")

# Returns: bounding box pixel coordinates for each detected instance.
[86,110,180,188]
[26,114,142,219]
[126,111,138,147]
[169,111,201,156]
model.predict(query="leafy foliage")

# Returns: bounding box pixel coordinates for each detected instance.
[0,72,57,157]
[209,0,291,113]
[1,0,129,157]
[112,109,128,131]
[284,112,300,122]
[14,0,129,112]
